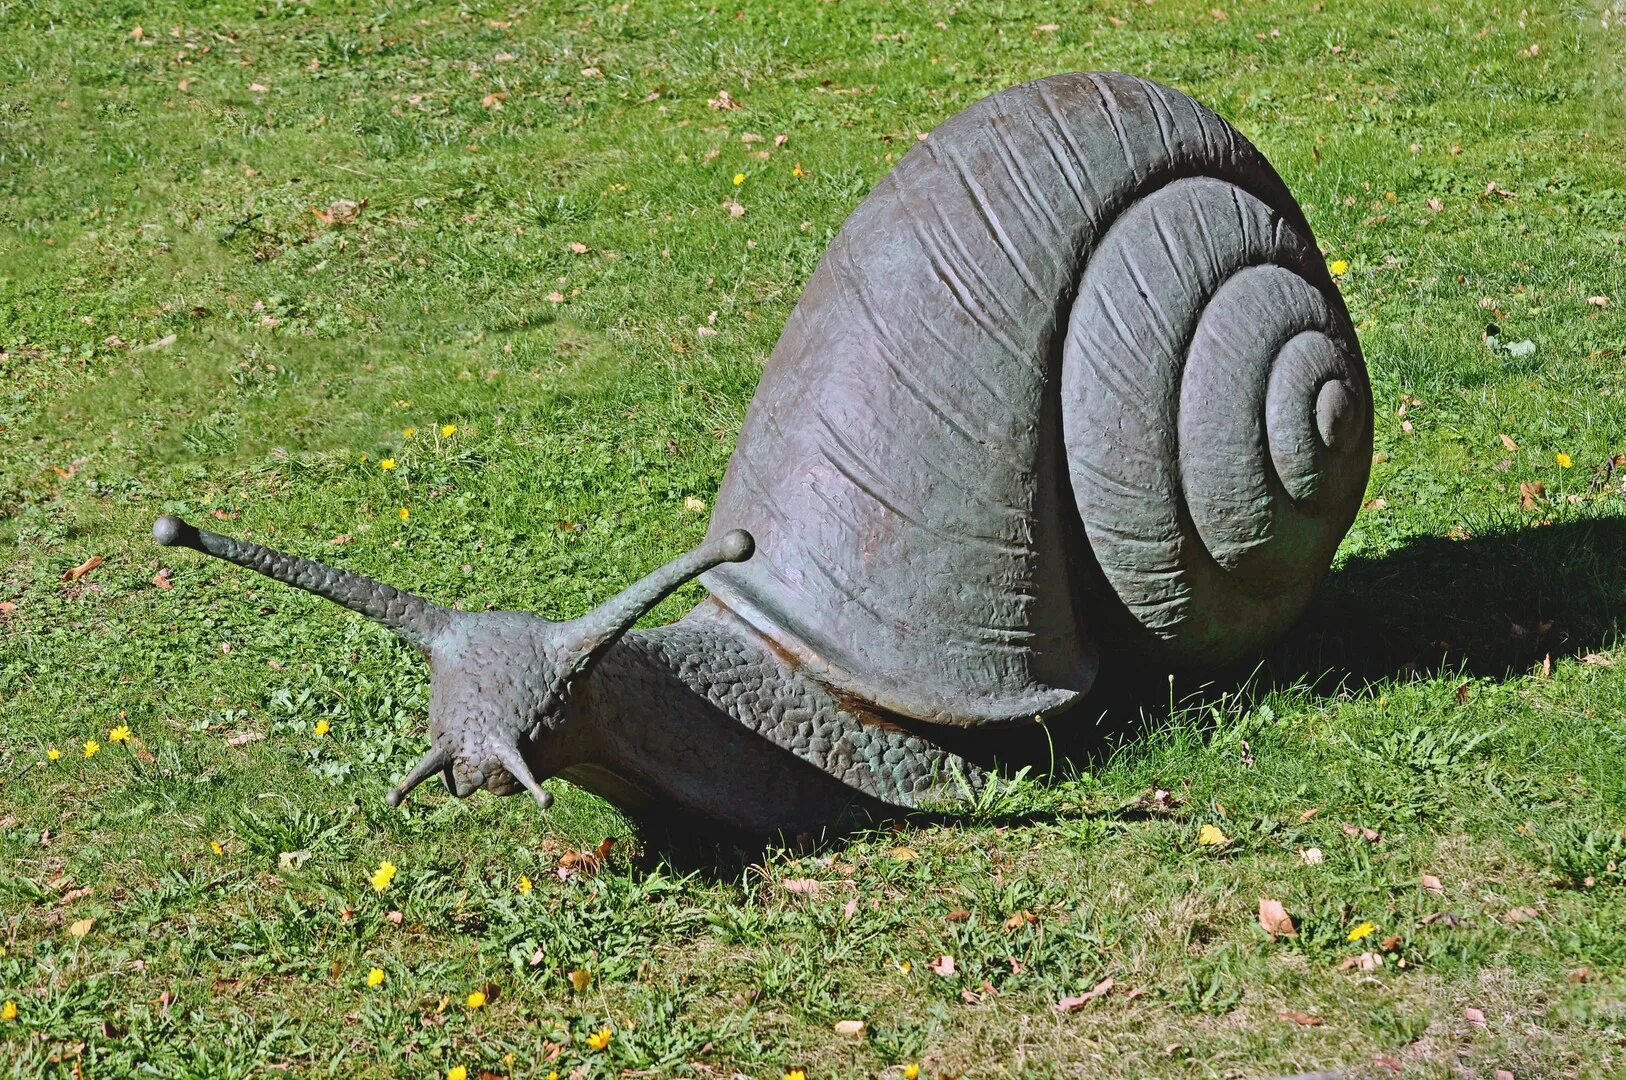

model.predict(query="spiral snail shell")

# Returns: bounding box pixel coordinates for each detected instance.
[703,71,1371,726]
[155,72,1371,832]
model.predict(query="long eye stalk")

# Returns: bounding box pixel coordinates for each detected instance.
[153,515,450,648]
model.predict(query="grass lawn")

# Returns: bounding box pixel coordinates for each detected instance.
[3,0,1625,1076]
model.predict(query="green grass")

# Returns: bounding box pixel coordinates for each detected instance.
[3,0,1625,1076]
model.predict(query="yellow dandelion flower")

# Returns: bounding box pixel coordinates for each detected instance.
[1329,259,1350,276]
[47,747,61,762]
[367,967,385,987]
[783,1071,806,1080]
[398,507,410,522]
[1197,823,1229,846]
[732,172,746,186]
[83,739,100,759]
[380,458,397,471]
[792,162,805,178]
[446,1068,467,1080]
[109,724,131,743]
[896,960,912,974]
[402,427,417,439]
[903,1066,921,1080]
[0,1001,15,1021]
[465,990,486,1010]
[548,1073,559,1080]
[587,1026,613,1051]
[210,840,224,857]
[440,424,456,437]
[1347,920,1377,942]
[313,720,330,736]
[370,860,397,892]
[1556,452,1573,468]
[518,875,532,896]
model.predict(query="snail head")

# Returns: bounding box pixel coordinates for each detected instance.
[152,515,752,815]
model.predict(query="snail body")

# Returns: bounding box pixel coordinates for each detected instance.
[154,73,1369,834]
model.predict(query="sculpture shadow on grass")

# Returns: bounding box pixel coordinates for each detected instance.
[988,514,1626,773]
[631,517,1626,870]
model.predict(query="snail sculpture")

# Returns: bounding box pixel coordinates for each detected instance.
[154,73,1371,835]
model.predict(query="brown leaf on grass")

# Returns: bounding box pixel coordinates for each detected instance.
[1519,481,1546,509]
[1568,966,1591,982]
[62,555,105,582]
[1503,905,1540,923]
[311,199,365,225]
[1499,433,1520,452]
[841,896,858,919]
[1420,910,1463,927]
[1133,787,1179,812]
[1421,874,1444,894]
[1258,897,1297,939]
[211,509,239,521]
[0,601,18,617]
[781,878,821,895]
[1587,296,1610,307]
[1464,1006,1487,1027]
[1581,652,1615,666]
[480,92,507,110]
[927,955,955,977]
[1341,822,1382,843]
[152,568,173,590]
[1280,1010,1323,1026]
[707,90,742,110]
[68,917,94,938]
[556,838,615,879]
[1298,806,1321,823]
[224,730,264,746]
[945,908,971,923]
[1002,909,1037,932]
[832,1019,867,1039]
[385,910,404,925]
[1454,681,1470,704]
[1339,951,1383,971]
[1056,976,1115,1012]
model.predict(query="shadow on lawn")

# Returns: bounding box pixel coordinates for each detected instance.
[993,515,1626,771]
[642,517,1626,867]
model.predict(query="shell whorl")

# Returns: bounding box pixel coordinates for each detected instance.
[1064,176,1371,666]
[702,72,1371,725]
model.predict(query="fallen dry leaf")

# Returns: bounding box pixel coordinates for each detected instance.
[1002,909,1037,932]
[1341,822,1382,843]
[1339,951,1383,971]
[781,878,821,895]
[61,555,105,582]
[928,955,955,977]
[1280,1010,1323,1026]
[832,1019,867,1039]
[0,601,18,617]
[1258,897,1297,939]
[1056,976,1115,1012]
[1465,1006,1487,1027]
[1499,432,1520,452]
[68,918,94,938]
[1580,652,1614,667]
[224,730,265,747]
[1519,480,1546,509]
[707,90,742,110]
[152,568,173,590]
[1504,905,1540,923]
[385,910,404,925]
[1299,847,1324,866]
[1586,295,1609,308]
[888,846,918,861]
[945,908,971,923]
[1421,874,1444,894]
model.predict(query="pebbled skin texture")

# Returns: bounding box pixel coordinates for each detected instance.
[565,601,982,813]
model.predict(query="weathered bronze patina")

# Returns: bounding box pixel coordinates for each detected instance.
[156,73,1371,833]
